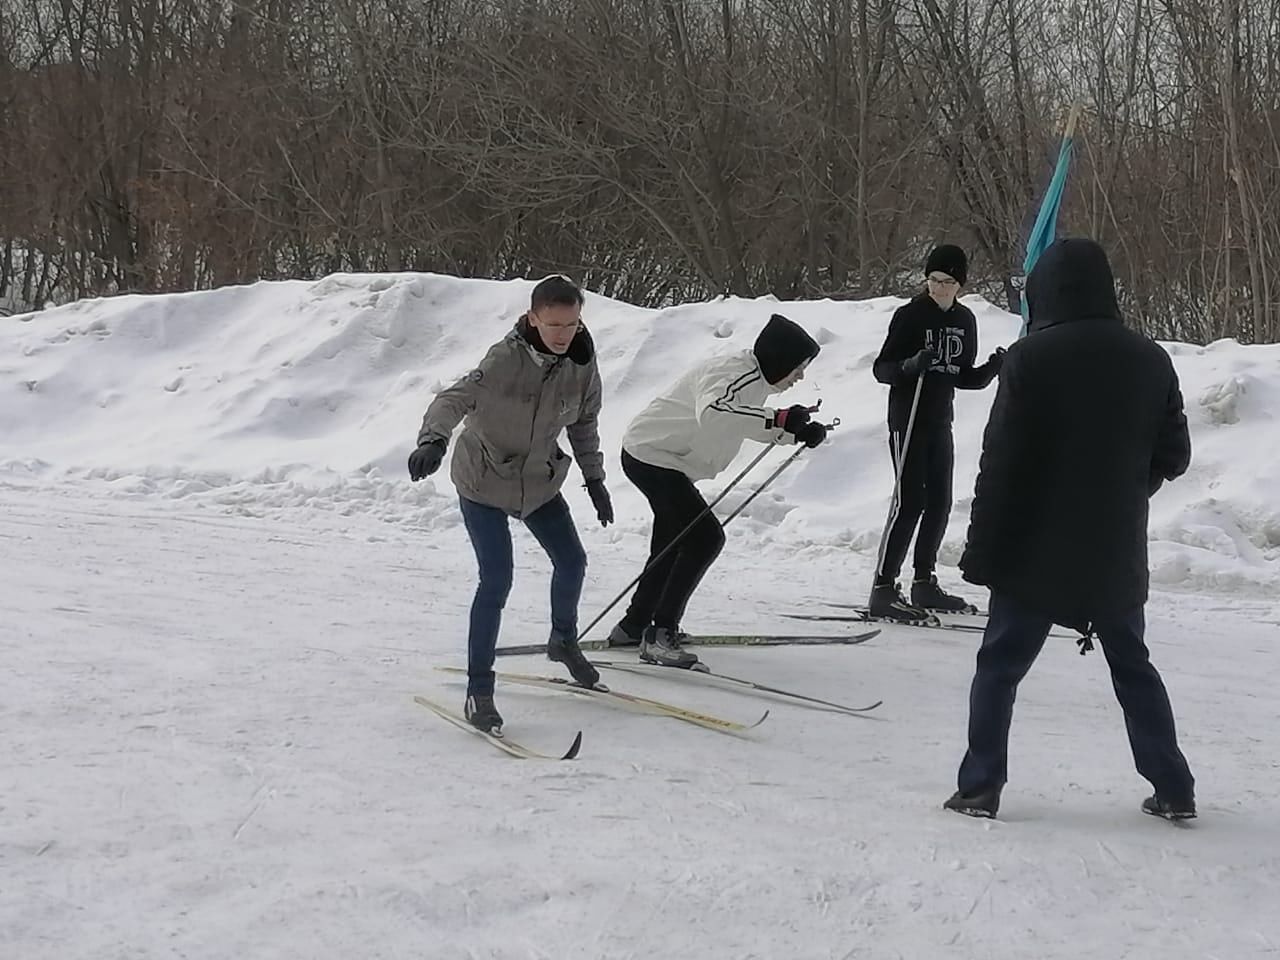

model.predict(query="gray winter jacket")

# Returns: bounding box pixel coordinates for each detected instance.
[417,318,605,517]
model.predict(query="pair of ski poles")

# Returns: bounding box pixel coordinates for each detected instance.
[578,412,840,643]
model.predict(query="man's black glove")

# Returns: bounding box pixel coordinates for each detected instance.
[408,439,445,481]
[586,479,613,526]
[902,346,937,378]
[794,421,828,449]
[987,347,1007,372]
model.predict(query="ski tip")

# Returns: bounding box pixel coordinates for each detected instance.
[562,731,584,760]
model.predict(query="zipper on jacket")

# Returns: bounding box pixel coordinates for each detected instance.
[520,358,560,516]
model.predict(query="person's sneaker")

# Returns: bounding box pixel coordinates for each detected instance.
[639,626,700,668]
[869,581,935,624]
[1142,794,1196,821]
[911,574,975,613]
[943,786,1002,819]
[547,631,601,688]
[607,620,644,648]
[464,694,503,736]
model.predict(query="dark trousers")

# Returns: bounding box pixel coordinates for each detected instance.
[876,422,954,583]
[620,450,726,632]
[459,494,586,696]
[957,590,1195,804]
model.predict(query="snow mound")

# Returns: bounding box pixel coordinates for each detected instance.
[3,274,1279,594]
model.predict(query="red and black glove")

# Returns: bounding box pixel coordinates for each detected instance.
[775,404,813,434]
[775,405,828,448]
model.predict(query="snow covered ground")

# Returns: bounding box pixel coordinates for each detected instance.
[2,274,1279,958]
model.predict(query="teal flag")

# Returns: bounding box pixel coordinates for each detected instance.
[1019,107,1081,337]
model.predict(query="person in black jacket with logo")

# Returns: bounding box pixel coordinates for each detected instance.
[870,244,1004,623]
[944,237,1196,822]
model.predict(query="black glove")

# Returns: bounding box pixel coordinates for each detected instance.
[586,479,613,526]
[408,439,445,481]
[776,404,813,436]
[901,347,936,378]
[986,347,1007,372]
[794,421,828,449]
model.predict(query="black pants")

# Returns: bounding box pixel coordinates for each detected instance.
[875,422,953,584]
[620,450,726,632]
[957,590,1195,804]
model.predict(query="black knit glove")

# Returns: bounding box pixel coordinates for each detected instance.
[408,440,445,481]
[586,479,613,526]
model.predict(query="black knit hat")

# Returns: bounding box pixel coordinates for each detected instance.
[752,314,820,385]
[924,244,968,286]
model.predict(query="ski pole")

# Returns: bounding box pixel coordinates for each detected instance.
[580,416,839,643]
[868,371,925,605]
[577,441,779,642]
[717,426,834,527]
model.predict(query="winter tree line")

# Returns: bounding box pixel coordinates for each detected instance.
[2,0,1279,344]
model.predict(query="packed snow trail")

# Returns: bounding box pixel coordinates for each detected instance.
[2,479,1278,959]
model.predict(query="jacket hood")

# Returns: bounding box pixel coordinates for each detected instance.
[1026,238,1122,332]
[515,314,595,365]
[752,313,820,384]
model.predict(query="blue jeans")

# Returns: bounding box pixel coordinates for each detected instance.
[958,591,1194,805]
[459,494,587,696]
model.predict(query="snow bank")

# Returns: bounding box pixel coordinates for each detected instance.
[3,272,1278,594]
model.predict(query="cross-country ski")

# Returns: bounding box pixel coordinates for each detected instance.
[436,666,769,735]
[591,660,883,716]
[494,627,881,657]
[414,695,584,760]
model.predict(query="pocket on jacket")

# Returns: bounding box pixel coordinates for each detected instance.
[454,432,515,490]
[546,446,571,484]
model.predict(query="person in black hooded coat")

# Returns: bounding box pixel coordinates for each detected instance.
[944,238,1196,822]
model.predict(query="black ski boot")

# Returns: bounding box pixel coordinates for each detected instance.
[464,694,504,736]
[943,786,1002,819]
[1142,794,1196,821]
[547,631,601,688]
[869,581,934,624]
[607,619,643,648]
[911,574,975,614]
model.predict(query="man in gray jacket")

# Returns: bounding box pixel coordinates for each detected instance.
[408,276,613,736]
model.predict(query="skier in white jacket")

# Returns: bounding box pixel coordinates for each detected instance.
[611,313,828,667]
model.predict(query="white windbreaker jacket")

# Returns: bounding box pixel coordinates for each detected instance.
[621,348,797,481]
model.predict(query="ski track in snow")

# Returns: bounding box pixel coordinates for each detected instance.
[2,478,1278,959]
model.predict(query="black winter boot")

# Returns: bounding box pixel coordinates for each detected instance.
[547,631,601,688]
[943,786,1002,819]
[911,574,975,613]
[869,581,934,624]
[1142,794,1196,821]
[464,694,504,736]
